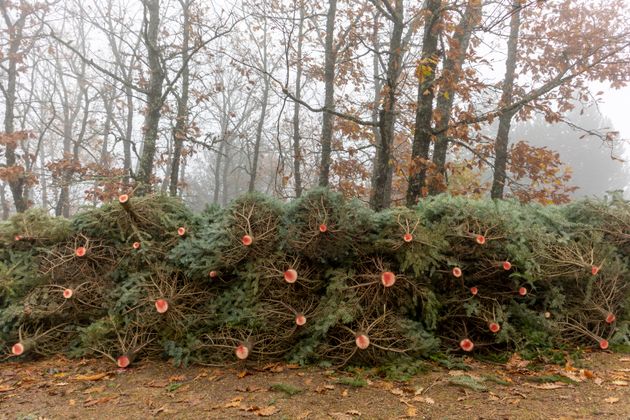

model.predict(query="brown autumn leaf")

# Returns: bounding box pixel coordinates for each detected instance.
[611,380,628,386]
[146,379,169,388]
[224,396,243,408]
[604,397,620,404]
[82,385,105,394]
[74,372,109,381]
[329,413,354,420]
[0,384,16,392]
[256,406,279,417]
[526,383,566,390]
[412,396,435,404]
[390,388,404,396]
[237,370,250,378]
[84,396,116,407]
[506,353,530,372]
[406,405,418,417]
[296,411,312,419]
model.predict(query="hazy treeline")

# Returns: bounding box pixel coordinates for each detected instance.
[1,0,629,217]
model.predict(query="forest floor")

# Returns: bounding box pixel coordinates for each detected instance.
[1,351,629,420]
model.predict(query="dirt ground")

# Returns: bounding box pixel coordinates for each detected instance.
[1,351,629,420]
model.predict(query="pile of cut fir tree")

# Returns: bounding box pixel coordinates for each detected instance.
[1,189,628,368]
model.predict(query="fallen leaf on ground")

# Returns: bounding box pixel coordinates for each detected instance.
[611,380,628,386]
[74,372,109,381]
[83,385,105,394]
[224,396,243,408]
[604,397,619,404]
[390,388,404,396]
[297,411,311,419]
[526,383,565,390]
[237,371,250,378]
[255,406,279,417]
[84,396,116,407]
[329,413,353,420]
[412,396,435,404]
[506,353,530,371]
[0,385,15,392]
[146,380,169,388]
[405,406,417,417]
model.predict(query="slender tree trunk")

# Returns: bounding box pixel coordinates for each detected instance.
[430,0,481,195]
[318,0,337,187]
[212,139,225,205]
[136,0,165,195]
[371,11,382,163]
[406,0,442,206]
[248,10,270,193]
[169,0,191,197]
[222,144,231,205]
[39,141,48,210]
[0,183,9,220]
[369,0,405,211]
[292,0,305,197]
[249,77,269,192]
[2,10,28,212]
[123,85,134,185]
[491,0,521,199]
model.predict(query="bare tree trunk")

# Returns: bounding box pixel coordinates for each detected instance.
[430,0,481,195]
[371,10,382,158]
[292,0,305,197]
[222,144,231,205]
[1,8,28,212]
[369,0,405,211]
[491,0,521,199]
[169,0,191,197]
[406,0,442,206]
[249,76,269,192]
[0,183,9,219]
[318,0,337,187]
[123,85,134,185]
[248,10,271,193]
[39,140,48,210]
[136,0,165,195]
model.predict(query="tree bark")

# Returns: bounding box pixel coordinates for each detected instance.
[406,0,442,207]
[369,0,405,211]
[491,0,521,199]
[370,10,382,159]
[212,136,225,205]
[136,0,165,195]
[1,7,28,212]
[318,0,337,187]
[430,0,481,195]
[292,0,305,197]
[248,8,271,193]
[169,0,191,197]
